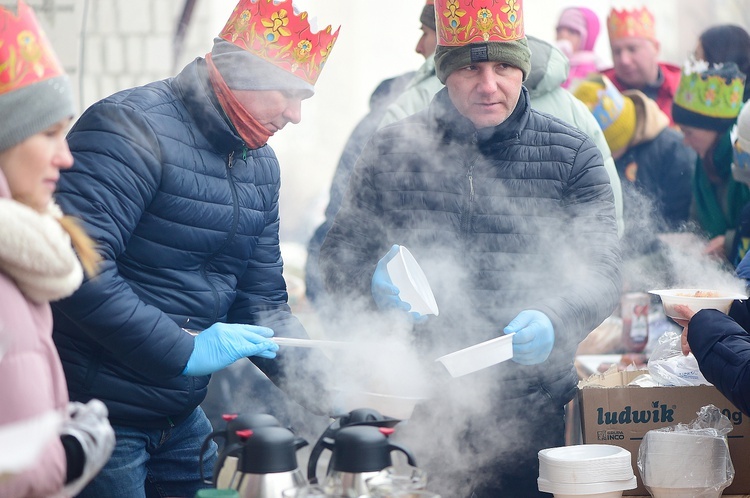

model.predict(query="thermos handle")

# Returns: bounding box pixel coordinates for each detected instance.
[212,440,247,487]
[199,428,225,484]
[294,436,309,452]
[306,436,334,483]
[388,442,418,467]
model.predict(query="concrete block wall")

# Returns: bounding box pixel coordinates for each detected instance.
[80,0,182,109]
[5,0,750,246]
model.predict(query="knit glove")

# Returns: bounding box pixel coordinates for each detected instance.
[58,399,115,497]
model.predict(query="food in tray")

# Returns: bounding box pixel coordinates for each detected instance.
[675,290,722,298]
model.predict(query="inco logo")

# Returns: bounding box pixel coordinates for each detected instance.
[596,401,675,425]
[596,430,624,441]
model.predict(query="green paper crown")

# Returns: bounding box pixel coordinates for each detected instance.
[674,61,745,119]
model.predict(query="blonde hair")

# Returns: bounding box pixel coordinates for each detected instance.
[58,215,101,277]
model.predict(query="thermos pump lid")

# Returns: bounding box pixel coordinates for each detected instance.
[331,426,393,473]
[238,426,306,474]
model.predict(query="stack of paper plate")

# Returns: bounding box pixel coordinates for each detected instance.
[538,444,636,497]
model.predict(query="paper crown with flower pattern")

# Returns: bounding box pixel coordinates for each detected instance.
[672,59,746,131]
[0,0,65,96]
[435,0,524,47]
[607,7,656,42]
[219,0,339,86]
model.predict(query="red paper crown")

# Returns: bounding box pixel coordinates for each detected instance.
[0,0,64,96]
[436,0,524,47]
[607,7,656,42]
[219,0,339,86]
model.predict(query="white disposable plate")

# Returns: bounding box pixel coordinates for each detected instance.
[435,333,514,377]
[537,476,637,495]
[386,246,439,316]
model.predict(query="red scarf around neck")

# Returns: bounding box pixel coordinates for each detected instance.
[206,53,272,149]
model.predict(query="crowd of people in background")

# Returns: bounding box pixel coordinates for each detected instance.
[4,0,750,497]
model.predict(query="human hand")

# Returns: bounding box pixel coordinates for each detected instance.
[371,244,427,324]
[182,323,279,376]
[672,304,696,356]
[504,310,555,365]
[703,235,726,259]
[59,399,115,497]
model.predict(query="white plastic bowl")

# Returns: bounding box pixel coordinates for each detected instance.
[435,333,514,377]
[553,493,623,498]
[540,444,629,462]
[386,246,439,316]
[649,288,747,320]
[537,476,636,495]
[539,445,634,484]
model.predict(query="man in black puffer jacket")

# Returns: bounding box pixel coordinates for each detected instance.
[319,2,621,497]
[50,1,340,497]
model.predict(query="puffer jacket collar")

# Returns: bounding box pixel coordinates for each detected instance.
[430,85,531,147]
[172,57,246,156]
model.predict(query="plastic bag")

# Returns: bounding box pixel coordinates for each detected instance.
[647,331,710,386]
[638,405,734,498]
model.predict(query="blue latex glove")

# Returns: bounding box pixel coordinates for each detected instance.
[504,310,555,365]
[371,244,428,324]
[182,323,279,376]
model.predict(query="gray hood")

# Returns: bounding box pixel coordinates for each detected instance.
[524,35,569,99]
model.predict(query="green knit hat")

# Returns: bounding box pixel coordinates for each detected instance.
[435,37,531,83]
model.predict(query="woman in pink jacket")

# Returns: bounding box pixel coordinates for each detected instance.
[0,2,114,496]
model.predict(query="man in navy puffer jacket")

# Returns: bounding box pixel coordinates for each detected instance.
[319,1,621,497]
[50,1,339,497]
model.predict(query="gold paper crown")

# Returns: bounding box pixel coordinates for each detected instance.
[436,0,524,47]
[219,0,340,86]
[607,7,656,42]
[0,0,64,96]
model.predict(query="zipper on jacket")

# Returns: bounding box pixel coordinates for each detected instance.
[242,147,248,160]
[199,150,241,322]
[460,158,478,236]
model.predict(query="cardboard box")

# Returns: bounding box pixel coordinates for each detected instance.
[577,369,749,496]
